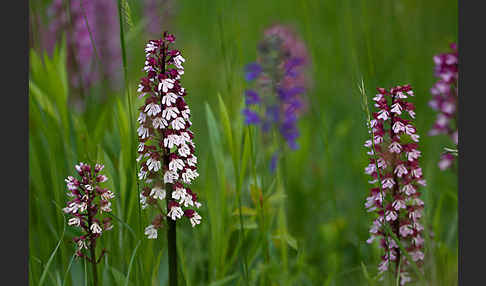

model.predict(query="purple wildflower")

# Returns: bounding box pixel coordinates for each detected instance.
[285,57,306,78]
[264,24,311,88]
[245,90,261,105]
[243,108,261,124]
[46,0,121,90]
[93,0,122,88]
[245,62,262,81]
[243,24,310,151]
[364,85,426,285]
[428,43,458,170]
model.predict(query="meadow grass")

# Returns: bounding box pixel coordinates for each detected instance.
[29,0,457,285]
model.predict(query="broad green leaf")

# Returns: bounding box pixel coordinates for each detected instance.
[110,266,131,286]
[272,233,298,251]
[29,81,60,123]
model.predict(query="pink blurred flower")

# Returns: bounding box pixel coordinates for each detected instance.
[428,43,458,170]
[45,0,121,90]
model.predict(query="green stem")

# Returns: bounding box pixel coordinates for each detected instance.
[276,137,289,285]
[90,246,99,286]
[116,0,141,238]
[248,126,269,285]
[235,183,249,285]
[166,186,178,286]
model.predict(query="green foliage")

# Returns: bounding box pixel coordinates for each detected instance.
[120,0,134,32]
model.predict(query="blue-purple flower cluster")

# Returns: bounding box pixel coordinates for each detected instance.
[243,25,309,151]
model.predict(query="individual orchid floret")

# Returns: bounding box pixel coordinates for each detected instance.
[63,162,114,264]
[137,31,202,236]
[428,43,458,171]
[364,85,426,285]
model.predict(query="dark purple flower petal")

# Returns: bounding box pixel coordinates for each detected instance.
[245,89,261,105]
[280,119,299,150]
[277,86,306,102]
[244,62,262,81]
[285,57,305,77]
[286,98,303,113]
[242,108,260,124]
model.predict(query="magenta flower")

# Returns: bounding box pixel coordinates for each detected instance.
[137,32,202,240]
[63,162,114,262]
[364,85,426,285]
[428,43,458,170]
[46,0,121,90]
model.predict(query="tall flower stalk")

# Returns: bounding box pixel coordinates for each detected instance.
[136,31,201,286]
[242,25,309,283]
[428,43,458,171]
[63,162,114,286]
[364,85,426,285]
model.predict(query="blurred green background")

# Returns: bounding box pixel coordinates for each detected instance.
[29,0,457,285]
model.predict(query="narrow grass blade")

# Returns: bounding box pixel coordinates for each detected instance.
[62,253,76,286]
[124,240,141,286]
[39,201,67,286]
[106,212,136,239]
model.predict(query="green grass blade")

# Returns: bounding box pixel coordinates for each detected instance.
[39,201,67,286]
[124,240,141,286]
[62,253,76,286]
[208,273,240,286]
